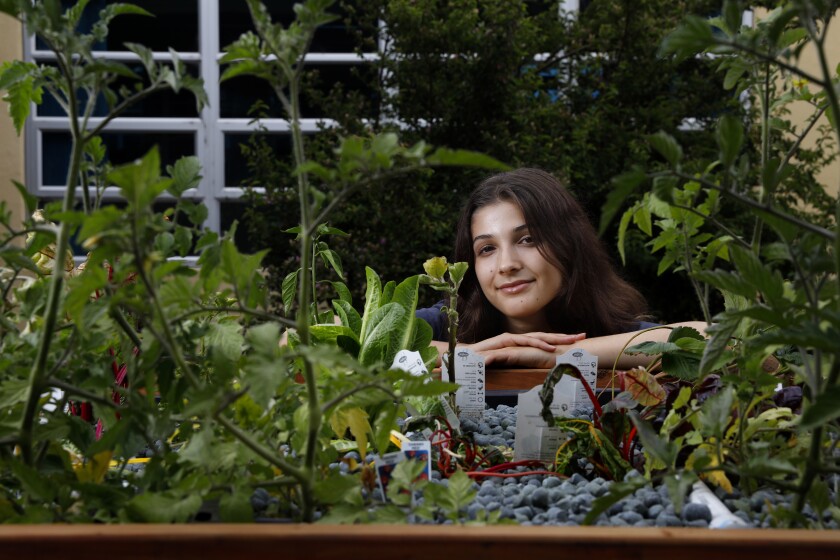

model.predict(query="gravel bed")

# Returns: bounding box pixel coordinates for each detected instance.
[409,404,840,529]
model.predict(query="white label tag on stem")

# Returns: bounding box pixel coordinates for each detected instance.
[514,386,569,461]
[441,348,485,422]
[554,348,598,415]
[513,348,597,462]
[391,350,429,377]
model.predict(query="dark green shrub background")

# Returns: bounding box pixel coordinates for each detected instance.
[236,0,830,323]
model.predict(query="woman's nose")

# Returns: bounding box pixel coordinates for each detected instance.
[497,247,522,274]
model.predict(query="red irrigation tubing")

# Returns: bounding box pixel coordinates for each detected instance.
[466,470,567,480]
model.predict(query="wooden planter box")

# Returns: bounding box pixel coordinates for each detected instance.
[2,524,839,560]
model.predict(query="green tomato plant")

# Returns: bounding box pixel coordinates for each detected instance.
[598,0,840,526]
[0,0,504,523]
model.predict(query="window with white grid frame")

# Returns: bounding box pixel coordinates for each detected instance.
[22,0,380,241]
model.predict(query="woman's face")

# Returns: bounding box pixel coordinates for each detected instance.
[470,200,563,334]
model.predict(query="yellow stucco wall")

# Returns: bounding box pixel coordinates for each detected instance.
[788,24,840,197]
[753,8,840,198]
[0,13,24,232]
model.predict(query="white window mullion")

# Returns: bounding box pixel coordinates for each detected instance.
[199,0,221,232]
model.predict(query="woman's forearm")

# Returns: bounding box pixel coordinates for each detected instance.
[557,321,708,370]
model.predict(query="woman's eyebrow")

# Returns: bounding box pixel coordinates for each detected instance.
[472,224,528,244]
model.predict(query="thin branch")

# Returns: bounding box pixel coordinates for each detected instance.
[45,377,123,410]
[668,202,751,249]
[673,171,836,242]
[170,304,295,327]
[321,382,398,414]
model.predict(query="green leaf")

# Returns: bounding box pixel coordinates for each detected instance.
[10,460,56,502]
[630,412,677,467]
[282,269,299,315]
[310,324,360,345]
[0,60,43,134]
[699,385,734,439]
[659,15,717,62]
[359,267,382,342]
[333,299,362,337]
[127,492,203,523]
[358,303,405,366]
[699,312,741,375]
[314,470,361,505]
[12,180,37,216]
[319,248,344,279]
[648,131,683,167]
[800,385,840,429]
[242,322,285,409]
[449,262,468,286]
[387,275,422,362]
[167,156,202,196]
[717,114,743,168]
[721,0,741,35]
[651,175,679,205]
[219,490,254,522]
[730,245,784,304]
[108,146,172,209]
[0,378,30,409]
[600,168,647,235]
[426,147,510,170]
[207,321,244,377]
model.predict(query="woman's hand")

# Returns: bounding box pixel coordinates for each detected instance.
[466,332,585,354]
[479,345,562,369]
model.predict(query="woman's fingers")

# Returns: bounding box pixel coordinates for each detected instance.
[482,347,556,369]
[472,332,585,352]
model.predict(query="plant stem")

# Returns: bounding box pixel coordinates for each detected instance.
[19,134,84,467]
[289,65,320,524]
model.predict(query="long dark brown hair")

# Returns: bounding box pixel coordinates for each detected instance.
[454,168,647,342]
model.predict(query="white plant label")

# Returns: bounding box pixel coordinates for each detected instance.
[441,348,485,422]
[514,386,569,461]
[554,348,598,415]
[391,349,428,376]
[513,348,598,461]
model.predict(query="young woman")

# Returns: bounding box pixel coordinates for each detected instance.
[416,168,706,369]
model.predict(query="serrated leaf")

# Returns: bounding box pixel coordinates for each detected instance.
[167,156,202,196]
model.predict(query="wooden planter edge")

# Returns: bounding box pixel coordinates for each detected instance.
[2,524,839,560]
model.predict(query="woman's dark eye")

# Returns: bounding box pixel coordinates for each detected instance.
[477,245,494,255]
[520,235,534,244]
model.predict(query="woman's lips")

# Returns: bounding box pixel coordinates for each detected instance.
[498,280,532,294]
